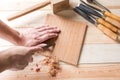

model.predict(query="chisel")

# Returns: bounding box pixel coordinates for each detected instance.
[43,42,55,49]
[74,7,120,41]
[79,4,120,34]
[80,0,120,29]
[86,0,120,23]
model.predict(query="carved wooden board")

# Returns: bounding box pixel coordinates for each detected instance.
[43,14,87,66]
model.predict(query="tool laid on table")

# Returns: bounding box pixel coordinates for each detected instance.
[78,4,120,34]
[86,0,120,25]
[43,42,56,49]
[74,5,120,41]
[86,0,111,12]
[7,0,69,21]
[80,0,120,29]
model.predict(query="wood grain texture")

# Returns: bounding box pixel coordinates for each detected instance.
[105,17,120,29]
[97,24,118,41]
[44,14,87,65]
[0,0,120,79]
[0,63,120,80]
[7,0,50,21]
[0,43,120,64]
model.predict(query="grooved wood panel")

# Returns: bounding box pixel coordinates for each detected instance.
[0,0,120,79]
[44,14,87,65]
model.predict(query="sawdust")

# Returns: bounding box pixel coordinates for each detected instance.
[41,56,61,77]
[30,56,61,77]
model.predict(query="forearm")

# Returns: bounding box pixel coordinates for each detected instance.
[0,20,22,45]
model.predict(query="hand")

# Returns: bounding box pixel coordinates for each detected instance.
[7,44,46,70]
[19,25,60,47]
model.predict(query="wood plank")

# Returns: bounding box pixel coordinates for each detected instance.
[0,0,120,79]
[0,0,120,11]
[55,64,120,78]
[0,10,119,45]
[0,43,120,64]
[0,0,50,11]
[0,11,117,45]
[0,63,120,79]
[43,14,87,65]
[80,44,120,63]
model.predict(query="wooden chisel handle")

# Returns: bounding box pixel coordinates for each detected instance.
[104,11,120,22]
[97,24,120,41]
[105,17,120,29]
[7,0,50,21]
[97,18,120,34]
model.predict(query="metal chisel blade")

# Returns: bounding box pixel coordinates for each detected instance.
[79,4,103,18]
[43,42,55,49]
[74,7,95,24]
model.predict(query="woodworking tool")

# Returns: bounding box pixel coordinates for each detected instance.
[80,0,120,29]
[80,0,102,12]
[86,0,120,23]
[7,0,69,21]
[74,7,120,41]
[86,0,111,12]
[79,4,120,34]
[79,4,102,18]
[43,42,55,49]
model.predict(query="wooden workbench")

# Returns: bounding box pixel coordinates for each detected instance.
[0,0,120,80]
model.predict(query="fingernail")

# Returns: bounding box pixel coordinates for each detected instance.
[57,28,60,31]
[43,43,55,49]
[41,44,47,47]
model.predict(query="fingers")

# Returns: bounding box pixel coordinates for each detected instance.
[28,56,33,62]
[29,43,47,53]
[33,26,60,45]
[38,33,58,43]
[37,28,60,37]
[21,25,60,47]
[14,55,33,70]
[15,55,33,70]
[35,25,55,31]
[35,25,60,33]
[35,25,48,29]
[17,62,28,70]
[37,26,56,32]
[11,60,29,70]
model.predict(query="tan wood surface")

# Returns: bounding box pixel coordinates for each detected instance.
[43,14,87,65]
[0,0,120,80]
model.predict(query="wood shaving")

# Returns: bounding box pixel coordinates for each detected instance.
[41,56,61,77]
[30,56,61,77]
[35,68,40,72]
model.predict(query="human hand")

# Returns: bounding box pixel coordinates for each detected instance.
[7,44,46,70]
[19,25,60,47]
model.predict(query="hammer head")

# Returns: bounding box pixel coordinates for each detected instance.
[51,0,69,13]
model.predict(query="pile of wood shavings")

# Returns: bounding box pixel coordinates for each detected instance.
[41,56,61,77]
[31,56,61,77]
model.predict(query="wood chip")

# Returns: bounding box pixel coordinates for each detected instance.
[41,56,61,77]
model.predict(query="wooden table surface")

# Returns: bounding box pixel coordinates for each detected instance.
[0,0,120,80]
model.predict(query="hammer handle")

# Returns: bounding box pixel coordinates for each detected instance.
[104,11,120,22]
[97,24,120,41]
[105,17,120,29]
[97,18,120,34]
[7,0,50,21]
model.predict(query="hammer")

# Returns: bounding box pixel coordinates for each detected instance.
[7,0,69,21]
